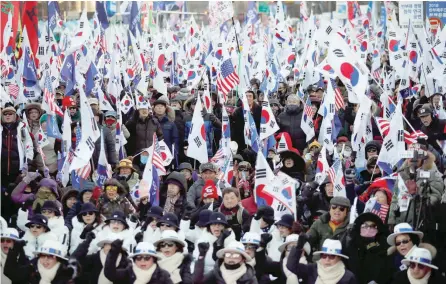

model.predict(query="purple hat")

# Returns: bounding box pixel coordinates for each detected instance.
[39,178,59,198]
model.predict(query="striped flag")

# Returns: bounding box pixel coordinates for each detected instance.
[8,84,19,99]
[304,97,315,118]
[43,74,63,117]
[404,130,428,145]
[210,145,225,165]
[375,117,390,138]
[330,78,345,111]
[365,197,389,223]
[216,57,239,96]
[327,159,346,197]
[73,124,91,180]
[152,133,166,176]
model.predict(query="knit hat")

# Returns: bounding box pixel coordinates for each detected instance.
[365,140,382,154]
[199,162,216,173]
[308,140,321,149]
[165,172,187,192]
[39,178,59,198]
[178,162,193,172]
[41,201,61,216]
[201,180,219,200]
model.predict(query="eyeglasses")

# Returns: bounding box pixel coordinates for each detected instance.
[82,212,96,217]
[330,205,346,212]
[224,252,242,259]
[160,223,172,228]
[135,255,152,261]
[320,254,337,260]
[409,262,427,270]
[39,254,56,260]
[30,224,43,229]
[68,107,77,110]
[1,239,13,244]
[244,244,259,251]
[360,224,377,230]
[395,239,412,246]
[3,112,15,116]
[42,210,55,215]
[159,242,175,248]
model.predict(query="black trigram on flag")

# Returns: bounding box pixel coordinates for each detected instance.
[260,127,266,133]
[269,121,276,128]
[384,140,394,151]
[335,184,343,192]
[279,142,286,149]
[256,168,267,179]
[194,136,202,147]
[394,54,402,60]
[325,26,333,35]
[86,137,95,151]
[80,22,84,29]
[389,31,396,37]
[333,49,345,58]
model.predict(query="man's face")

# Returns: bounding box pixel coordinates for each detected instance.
[181,169,191,179]
[419,115,432,126]
[2,111,16,123]
[329,205,347,223]
[432,96,441,107]
[325,183,334,197]
[119,168,132,176]
[245,92,254,106]
[201,170,216,181]
[278,83,286,93]
[154,104,166,116]
[69,107,77,116]
[139,108,149,119]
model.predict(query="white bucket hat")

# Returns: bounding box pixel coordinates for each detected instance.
[402,248,438,270]
[34,240,67,260]
[387,223,424,246]
[131,242,160,259]
[278,234,311,255]
[313,239,349,259]
[0,228,20,241]
[240,232,261,246]
[96,232,123,248]
[216,241,252,262]
[153,230,186,248]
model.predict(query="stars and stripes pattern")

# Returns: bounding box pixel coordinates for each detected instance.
[304,97,315,119]
[371,202,389,223]
[375,117,390,138]
[152,133,166,176]
[43,74,63,117]
[404,130,428,145]
[8,84,19,99]
[216,58,239,96]
[210,145,225,164]
[328,159,341,184]
[330,78,345,111]
[74,124,91,179]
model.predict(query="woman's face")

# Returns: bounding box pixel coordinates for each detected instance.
[1,239,14,254]
[223,192,238,209]
[39,254,58,269]
[106,186,118,200]
[374,190,388,205]
[149,218,158,229]
[167,184,180,197]
[409,262,431,279]
[320,254,341,268]
[181,169,191,180]
[277,225,291,238]
[360,221,378,238]
[395,234,414,256]
[119,168,132,176]
[244,244,258,258]
[135,255,155,270]
[109,220,125,233]
[29,224,45,237]
[28,109,40,121]
[138,108,149,119]
[210,223,225,237]
[82,212,96,224]
[42,210,56,219]
[66,197,77,209]
[325,183,334,197]
[82,192,92,203]
[159,241,178,257]
[284,158,294,168]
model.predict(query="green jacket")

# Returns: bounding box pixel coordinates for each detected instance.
[308,212,350,251]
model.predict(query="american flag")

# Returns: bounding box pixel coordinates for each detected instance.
[328,159,345,194]
[216,58,240,96]
[8,84,19,99]
[328,159,341,184]
[375,117,390,138]
[370,202,389,223]
[74,125,92,179]
[43,74,63,117]
[372,67,382,81]
[303,97,315,119]
[152,133,166,176]
[330,78,345,111]
[210,145,225,164]
[404,130,428,145]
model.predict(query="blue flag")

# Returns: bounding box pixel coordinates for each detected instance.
[46,114,62,139]
[48,1,60,33]
[149,164,160,206]
[96,1,109,29]
[245,1,259,25]
[248,111,260,153]
[60,54,76,96]
[130,1,141,37]
[262,135,277,157]
[23,47,38,85]
[85,63,98,96]
[170,52,179,86]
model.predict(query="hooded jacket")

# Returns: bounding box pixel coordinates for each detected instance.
[160,172,188,218]
[277,105,306,154]
[155,113,179,159]
[64,186,95,230]
[92,125,118,168]
[230,103,261,154]
[69,216,104,255]
[97,181,135,218]
[125,112,164,156]
[61,188,78,217]
[194,258,258,284]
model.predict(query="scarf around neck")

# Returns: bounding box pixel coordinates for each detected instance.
[158,252,184,283]
[220,262,247,284]
[407,269,431,284]
[163,195,179,213]
[133,263,157,284]
[38,261,60,284]
[282,255,307,284]
[1,251,11,284]
[315,260,345,284]
[98,249,122,284]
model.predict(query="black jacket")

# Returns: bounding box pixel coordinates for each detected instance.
[173,253,194,284]
[391,269,446,284]
[231,103,261,153]
[194,258,258,284]
[277,105,307,154]
[125,114,164,156]
[254,249,283,284]
[3,244,31,284]
[92,125,118,168]
[421,117,446,153]
[104,242,173,284]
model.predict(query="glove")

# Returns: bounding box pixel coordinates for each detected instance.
[344,168,356,184]
[85,232,96,242]
[198,242,210,256]
[182,205,194,221]
[22,171,41,184]
[129,214,138,224]
[297,233,308,250]
[22,196,35,211]
[43,167,50,178]
[215,230,231,247]
[405,180,417,195]
[111,239,123,251]
[135,232,144,243]
[260,233,273,248]
[80,224,94,239]
[254,206,266,220]
[66,258,78,280]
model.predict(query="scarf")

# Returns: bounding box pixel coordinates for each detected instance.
[38,261,60,284]
[1,251,11,284]
[315,261,345,284]
[282,256,307,284]
[220,263,247,284]
[98,250,122,284]
[133,263,157,284]
[163,195,179,213]
[158,252,184,283]
[407,269,431,284]
[247,258,256,267]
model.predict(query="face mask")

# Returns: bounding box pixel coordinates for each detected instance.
[105,118,116,126]
[287,105,299,111]
[119,174,129,179]
[140,155,149,164]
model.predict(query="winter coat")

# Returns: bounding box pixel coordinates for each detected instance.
[61,189,78,218]
[104,241,173,284]
[97,191,135,219]
[1,244,30,284]
[218,204,251,240]
[159,253,193,284]
[32,136,60,173]
[192,230,236,274]
[387,243,437,275]
[421,117,446,153]
[173,109,186,164]
[70,236,130,284]
[194,258,258,284]
[186,178,220,209]
[249,219,284,262]
[230,103,261,154]
[113,172,140,192]
[64,187,95,230]
[308,212,350,251]
[286,247,357,284]
[155,114,179,159]
[125,114,164,156]
[391,269,446,284]
[20,230,59,259]
[388,152,445,228]
[17,210,69,258]
[277,105,306,154]
[92,125,118,168]
[69,217,103,255]
[1,120,34,182]
[105,123,130,160]
[252,249,283,284]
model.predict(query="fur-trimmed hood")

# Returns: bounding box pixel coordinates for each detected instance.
[387,242,437,258]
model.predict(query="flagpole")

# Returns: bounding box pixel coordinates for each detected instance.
[231,16,242,104]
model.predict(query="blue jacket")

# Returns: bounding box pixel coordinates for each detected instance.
[155,115,179,161]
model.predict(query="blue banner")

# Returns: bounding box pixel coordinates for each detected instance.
[426,1,446,28]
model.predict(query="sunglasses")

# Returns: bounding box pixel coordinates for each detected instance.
[82,212,96,217]
[160,223,172,228]
[360,224,377,230]
[106,186,118,192]
[244,244,259,251]
[409,262,427,270]
[224,252,242,259]
[1,239,13,244]
[320,254,337,260]
[42,210,55,215]
[330,205,346,212]
[3,112,15,116]
[395,239,411,246]
[30,224,43,229]
[135,255,152,261]
[39,254,56,260]
[68,107,77,110]
[159,242,176,248]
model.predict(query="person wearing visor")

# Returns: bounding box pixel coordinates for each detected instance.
[418,104,446,153]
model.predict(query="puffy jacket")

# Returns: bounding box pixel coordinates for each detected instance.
[64,186,95,230]
[277,105,306,154]
[155,114,179,159]
[20,230,59,259]
[391,269,446,284]
[230,104,261,153]
[194,258,258,284]
[308,212,350,251]
[125,114,163,156]
[249,218,284,262]
[92,125,118,168]
[69,217,103,255]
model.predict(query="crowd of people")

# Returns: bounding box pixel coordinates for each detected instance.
[2,1,446,284]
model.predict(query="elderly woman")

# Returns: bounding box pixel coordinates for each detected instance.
[104,240,173,284]
[160,172,188,218]
[97,179,135,218]
[217,187,250,240]
[70,202,104,255]
[1,227,28,284]
[97,211,136,253]
[287,237,356,284]
[154,230,193,284]
[4,239,75,284]
[387,223,437,274]
[19,214,58,259]
[114,159,139,190]
[392,248,446,284]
